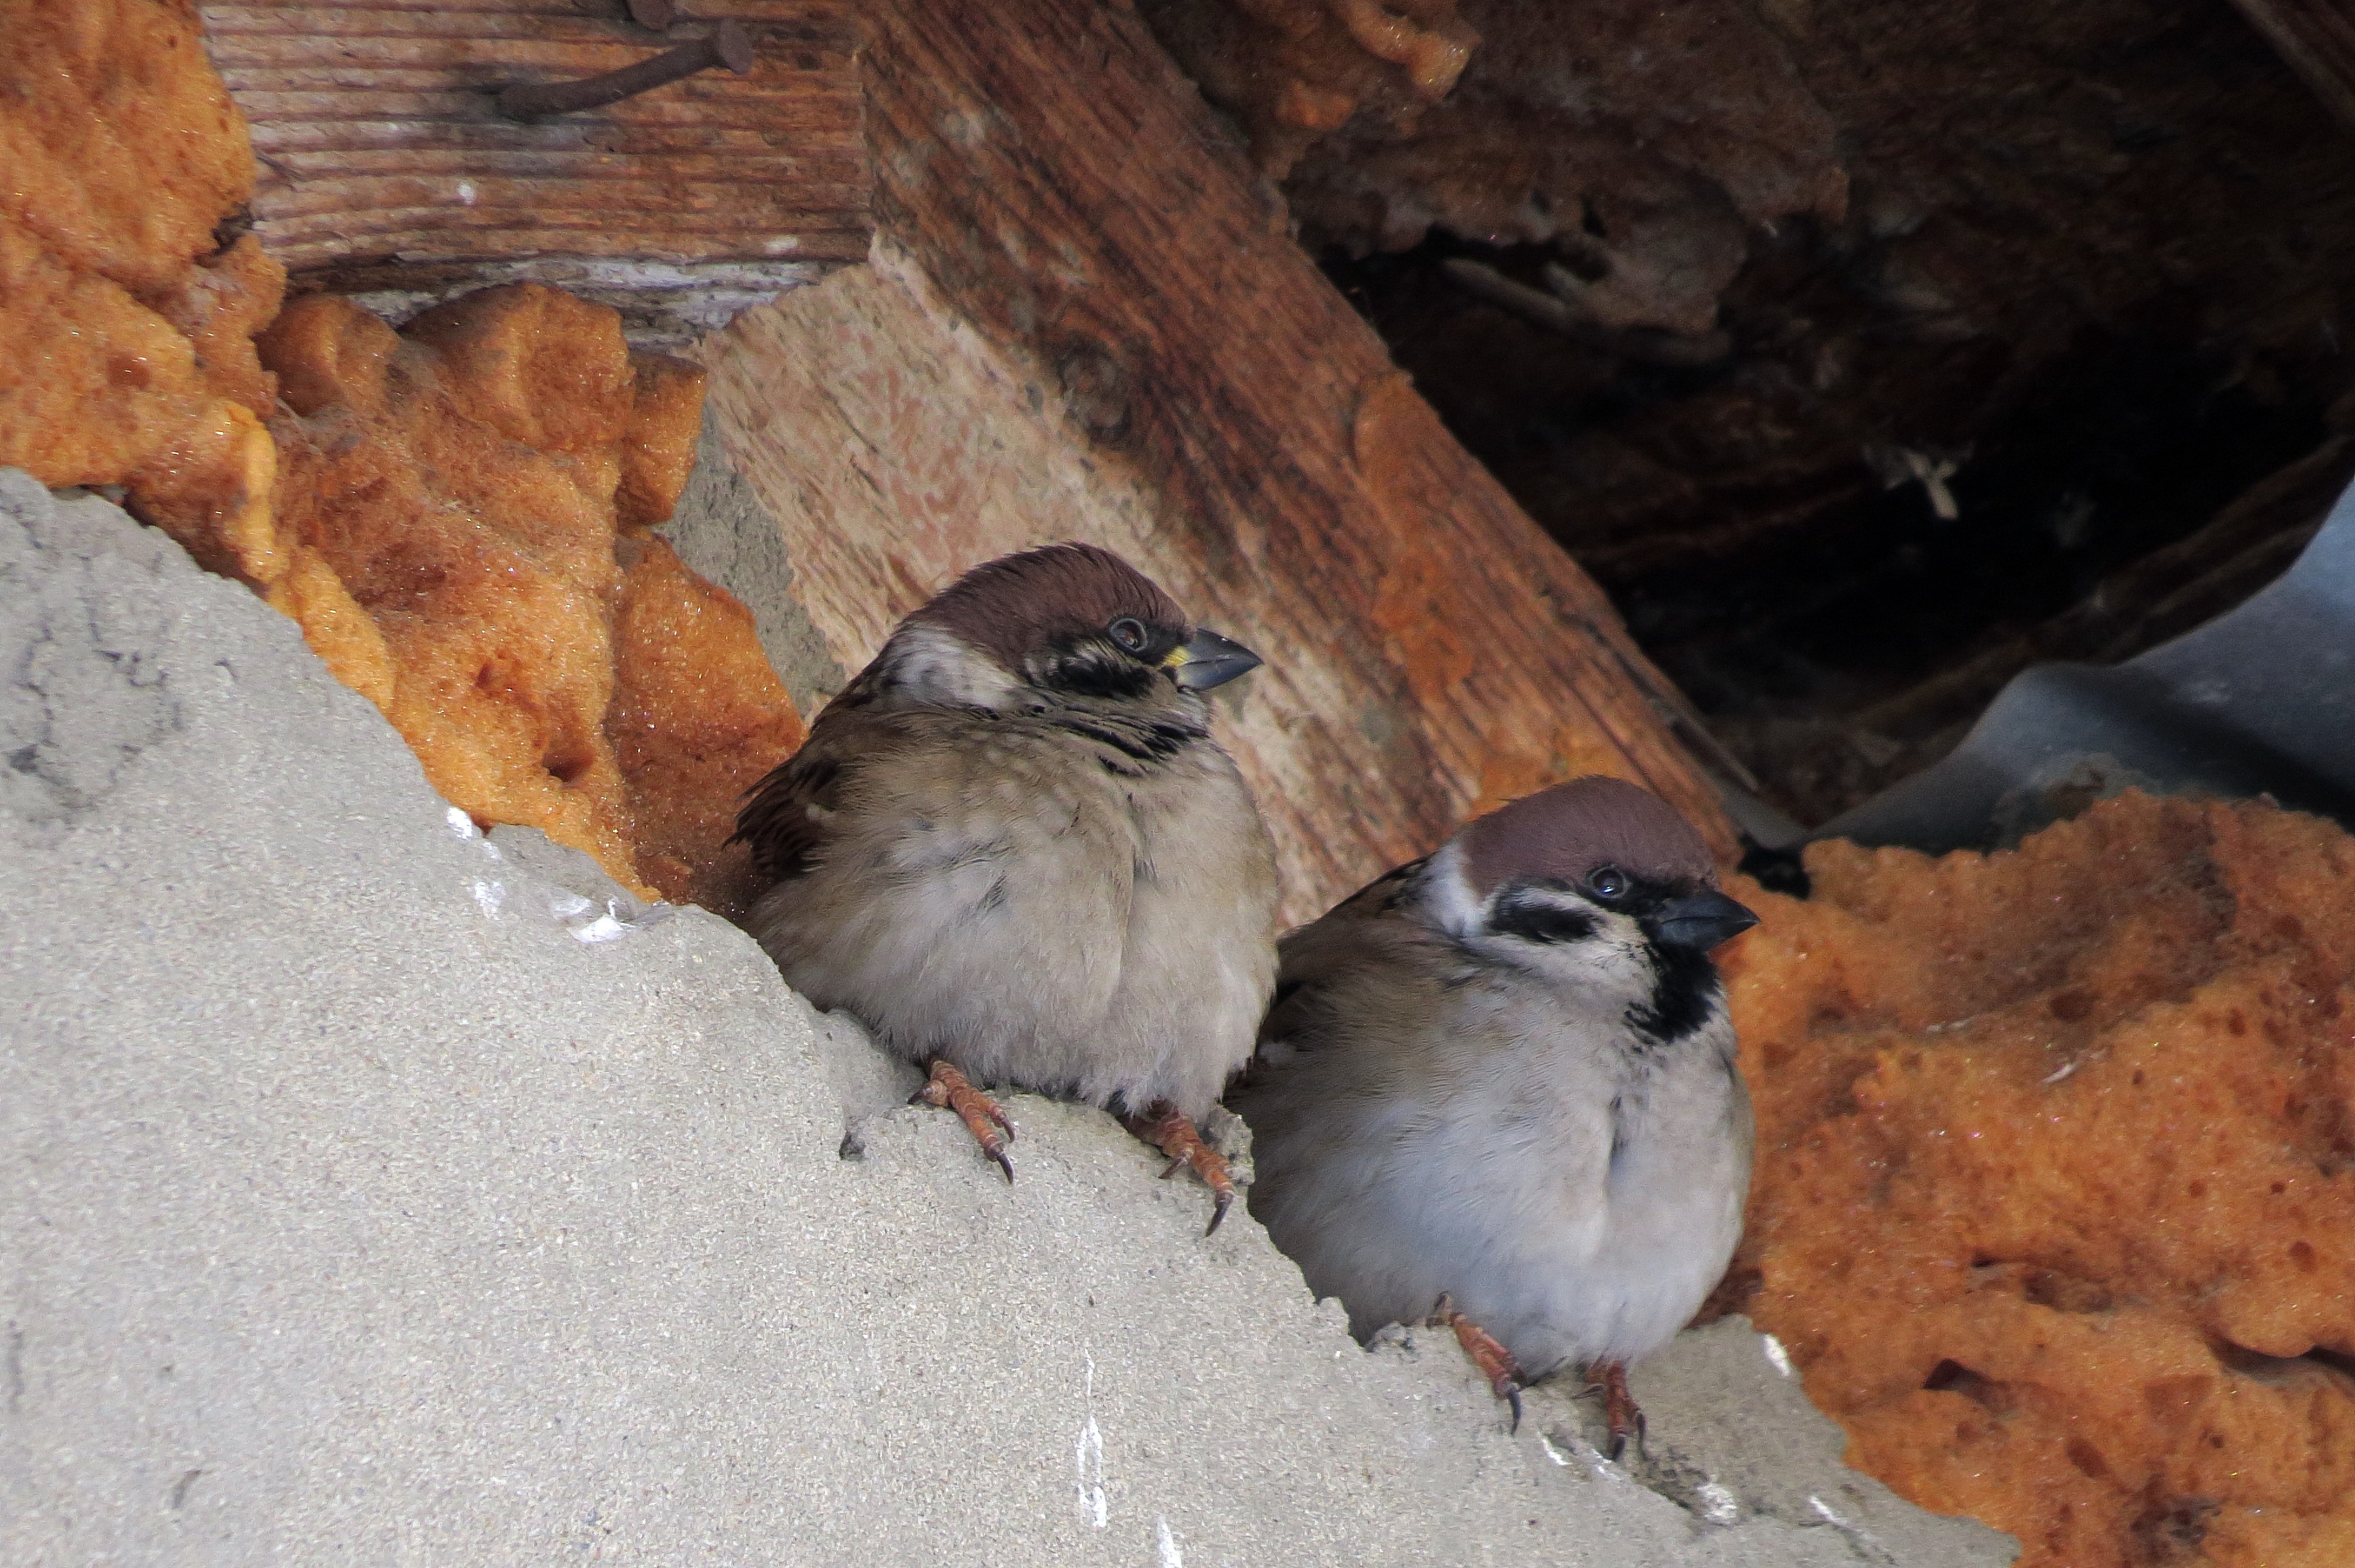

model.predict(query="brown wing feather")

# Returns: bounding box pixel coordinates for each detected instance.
[1240,856,1431,1084]
[732,703,880,883]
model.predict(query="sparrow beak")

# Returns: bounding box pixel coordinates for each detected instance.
[1166,627,1262,690]
[1653,889,1759,952]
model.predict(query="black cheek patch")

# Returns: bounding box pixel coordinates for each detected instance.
[1626,942,1724,1047]
[1488,890,1600,945]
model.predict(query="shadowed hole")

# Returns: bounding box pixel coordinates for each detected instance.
[1923,1358,2012,1414]
[543,736,595,786]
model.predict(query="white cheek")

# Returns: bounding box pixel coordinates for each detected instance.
[1422,839,1485,939]
[875,624,1023,710]
[1525,918,1648,987]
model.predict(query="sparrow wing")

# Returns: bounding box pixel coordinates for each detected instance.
[732,706,883,883]
[1262,857,1422,1036]
[1247,859,1437,1069]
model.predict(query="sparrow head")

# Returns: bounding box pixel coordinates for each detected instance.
[1422,776,1757,1038]
[875,543,1261,711]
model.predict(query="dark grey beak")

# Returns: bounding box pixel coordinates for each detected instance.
[1654,889,1759,951]
[1167,626,1262,691]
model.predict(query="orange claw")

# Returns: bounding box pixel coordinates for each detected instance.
[914,1059,1015,1181]
[1127,1101,1238,1234]
[1430,1294,1525,1431]
[1586,1359,1646,1460]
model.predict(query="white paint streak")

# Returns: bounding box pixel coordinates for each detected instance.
[1809,1492,1894,1557]
[1155,1516,1183,1567]
[563,901,675,944]
[1547,1428,1627,1483]
[1762,1334,1794,1378]
[1696,1481,1740,1524]
[1075,1351,1107,1529]
[445,807,479,839]
[2041,1059,2079,1086]
[572,913,631,944]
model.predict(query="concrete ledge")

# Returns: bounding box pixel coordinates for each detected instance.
[0,472,2012,1565]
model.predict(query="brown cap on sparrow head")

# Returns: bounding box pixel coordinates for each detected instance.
[737,543,1279,1231]
[905,542,1261,700]
[1230,776,1756,1448]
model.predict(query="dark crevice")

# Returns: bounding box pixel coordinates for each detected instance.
[1307,0,2355,826]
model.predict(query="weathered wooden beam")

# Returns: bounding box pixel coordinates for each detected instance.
[203,0,867,342]
[694,0,1735,924]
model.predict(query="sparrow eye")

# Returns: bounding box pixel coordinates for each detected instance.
[1107,616,1149,654]
[1588,865,1628,901]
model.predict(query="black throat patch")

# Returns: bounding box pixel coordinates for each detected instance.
[1626,939,1724,1048]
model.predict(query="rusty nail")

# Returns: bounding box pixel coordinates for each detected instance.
[497,18,753,121]
[625,0,677,29]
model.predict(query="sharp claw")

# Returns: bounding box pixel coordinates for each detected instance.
[1433,1297,1525,1431]
[1129,1103,1239,1240]
[916,1061,1017,1184]
[1588,1360,1645,1461]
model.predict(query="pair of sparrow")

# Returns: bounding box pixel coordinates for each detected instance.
[737,544,1757,1450]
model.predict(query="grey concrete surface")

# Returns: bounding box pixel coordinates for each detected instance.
[0,471,2014,1566]
[659,408,848,720]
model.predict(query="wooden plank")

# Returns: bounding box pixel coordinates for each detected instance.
[695,0,1737,926]
[863,0,1741,884]
[203,0,868,340]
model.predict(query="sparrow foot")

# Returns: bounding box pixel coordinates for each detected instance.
[1126,1101,1237,1235]
[1429,1295,1525,1432]
[913,1059,1016,1182]
[1584,1360,1646,1461]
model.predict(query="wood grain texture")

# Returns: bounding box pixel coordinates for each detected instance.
[694,0,1734,925]
[202,0,868,288]
[849,0,1736,907]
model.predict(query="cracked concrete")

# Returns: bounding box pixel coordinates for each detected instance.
[0,471,2014,1565]
[0,487,185,829]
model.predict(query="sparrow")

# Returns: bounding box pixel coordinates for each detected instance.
[734,543,1279,1229]
[1226,776,1758,1450]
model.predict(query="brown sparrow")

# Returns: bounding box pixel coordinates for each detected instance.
[735,543,1279,1228]
[1228,776,1757,1449]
